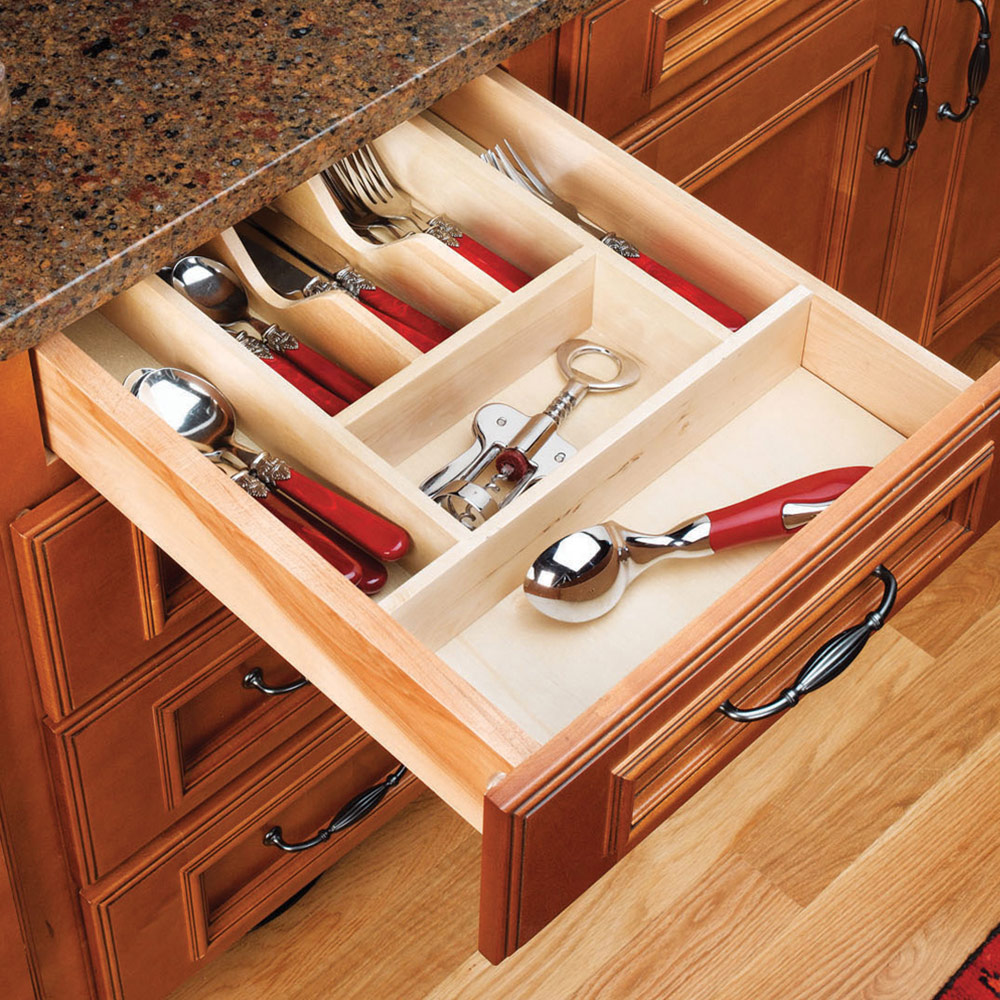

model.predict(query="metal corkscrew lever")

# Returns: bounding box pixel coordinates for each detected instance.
[420,339,640,529]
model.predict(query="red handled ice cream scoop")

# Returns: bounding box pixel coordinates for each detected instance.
[523,467,871,622]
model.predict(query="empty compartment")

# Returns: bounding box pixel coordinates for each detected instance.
[384,287,972,742]
[342,251,726,516]
[432,70,798,327]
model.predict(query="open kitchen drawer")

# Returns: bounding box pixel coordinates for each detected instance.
[31,70,1000,963]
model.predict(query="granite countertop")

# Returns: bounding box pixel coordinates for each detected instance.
[0,1,591,359]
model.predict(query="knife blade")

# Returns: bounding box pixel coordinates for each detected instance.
[237,225,338,300]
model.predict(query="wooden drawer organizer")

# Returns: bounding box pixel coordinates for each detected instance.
[44,610,335,882]
[80,716,419,1000]
[32,70,1000,964]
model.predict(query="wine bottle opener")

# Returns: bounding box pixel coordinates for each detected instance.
[420,339,640,529]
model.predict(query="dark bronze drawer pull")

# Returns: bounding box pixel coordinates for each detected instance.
[938,0,991,122]
[263,764,408,852]
[719,565,897,723]
[875,27,929,167]
[243,667,311,696]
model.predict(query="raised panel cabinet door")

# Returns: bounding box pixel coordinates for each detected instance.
[618,0,932,299]
[11,479,219,718]
[877,0,1000,356]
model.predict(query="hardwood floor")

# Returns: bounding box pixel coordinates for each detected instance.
[170,341,1000,1000]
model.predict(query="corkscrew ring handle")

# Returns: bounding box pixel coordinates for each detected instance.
[555,339,641,392]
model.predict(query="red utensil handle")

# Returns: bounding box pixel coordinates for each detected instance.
[357,286,453,346]
[320,530,388,595]
[281,339,371,403]
[623,250,747,332]
[261,353,348,416]
[254,491,364,585]
[707,466,872,551]
[357,298,441,353]
[274,468,411,562]
[450,234,532,292]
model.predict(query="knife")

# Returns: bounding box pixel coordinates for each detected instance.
[235,223,351,299]
[239,217,454,352]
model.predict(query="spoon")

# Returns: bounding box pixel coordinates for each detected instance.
[123,369,379,589]
[523,467,871,622]
[127,366,410,562]
[171,255,371,405]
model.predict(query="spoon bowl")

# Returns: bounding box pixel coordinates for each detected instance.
[523,523,635,623]
[171,255,251,326]
[129,366,238,455]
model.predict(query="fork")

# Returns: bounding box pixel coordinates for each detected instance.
[481,140,746,331]
[326,144,532,292]
[322,166,410,245]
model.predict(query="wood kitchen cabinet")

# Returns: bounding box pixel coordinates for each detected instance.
[17,66,1000,981]
[0,353,420,1000]
[2,37,999,1000]
[510,0,999,356]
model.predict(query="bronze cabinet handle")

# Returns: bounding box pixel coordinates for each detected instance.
[263,765,408,852]
[242,667,311,696]
[875,27,930,167]
[938,0,991,122]
[719,566,898,723]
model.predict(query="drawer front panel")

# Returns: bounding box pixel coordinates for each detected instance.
[48,613,334,881]
[11,479,218,718]
[81,722,419,1000]
[481,395,1000,961]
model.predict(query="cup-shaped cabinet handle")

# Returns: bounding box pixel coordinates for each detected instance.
[263,764,408,852]
[875,27,930,168]
[719,565,897,723]
[938,0,991,123]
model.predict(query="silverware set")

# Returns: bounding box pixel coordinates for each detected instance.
[480,139,747,331]
[125,366,409,594]
[169,255,370,416]
[324,143,532,291]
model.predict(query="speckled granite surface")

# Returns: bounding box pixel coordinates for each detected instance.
[0,1,590,359]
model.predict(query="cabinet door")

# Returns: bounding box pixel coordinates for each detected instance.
[618,1,930,299]
[0,828,35,998]
[880,0,1000,355]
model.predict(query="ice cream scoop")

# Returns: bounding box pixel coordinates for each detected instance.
[523,467,871,622]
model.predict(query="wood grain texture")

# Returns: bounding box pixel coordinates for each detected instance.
[167,519,1000,1000]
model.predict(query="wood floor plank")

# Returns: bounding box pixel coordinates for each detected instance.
[891,520,1000,657]
[695,722,1000,1000]
[732,609,1000,903]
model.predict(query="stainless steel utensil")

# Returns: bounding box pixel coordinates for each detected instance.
[421,340,640,529]
[126,367,410,561]
[523,468,871,622]
[170,254,370,403]
[481,140,609,240]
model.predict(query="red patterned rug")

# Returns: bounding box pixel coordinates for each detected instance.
[936,923,1000,999]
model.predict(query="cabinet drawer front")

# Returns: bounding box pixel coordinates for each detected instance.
[81,723,419,1000]
[47,613,334,881]
[32,69,1000,965]
[481,421,995,958]
[10,479,218,718]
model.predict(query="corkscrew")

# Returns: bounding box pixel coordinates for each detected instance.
[420,339,640,529]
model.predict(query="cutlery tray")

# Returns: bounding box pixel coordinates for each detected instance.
[34,69,1000,962]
